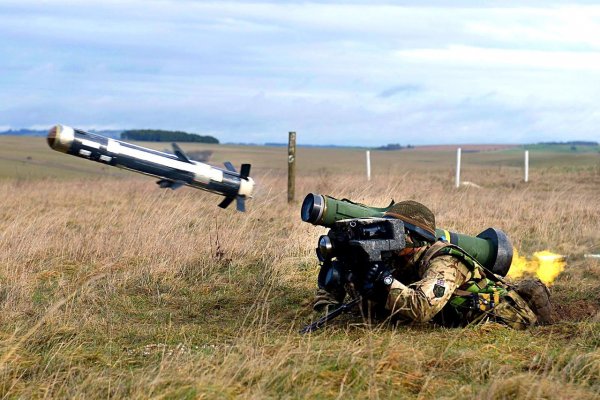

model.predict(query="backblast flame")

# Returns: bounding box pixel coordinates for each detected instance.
[534,250,566,286]
[507,248,566,286]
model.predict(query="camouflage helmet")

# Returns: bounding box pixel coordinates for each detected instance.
[384,200,436,239]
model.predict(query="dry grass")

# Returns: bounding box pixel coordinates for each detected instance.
[0,139,599,398]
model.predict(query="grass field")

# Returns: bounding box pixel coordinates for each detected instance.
[0,136,599,398]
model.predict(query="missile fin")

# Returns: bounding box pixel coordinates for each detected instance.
[223,161,236,172]
[240,164,251,180]
[236,197,246,212]
[156,179,185,190]
[218,196,235,209]
[172,143,192,164]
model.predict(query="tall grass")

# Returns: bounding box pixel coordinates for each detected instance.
[0,166,598,398]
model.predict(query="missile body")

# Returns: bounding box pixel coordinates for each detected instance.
[47,124,254,211]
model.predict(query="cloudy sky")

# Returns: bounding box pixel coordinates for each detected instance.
[1,1,599,146]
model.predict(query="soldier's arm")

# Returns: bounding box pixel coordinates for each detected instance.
[385,255,471,323]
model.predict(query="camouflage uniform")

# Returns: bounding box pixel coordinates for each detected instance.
[386,246,470,323]
[384,244,538,329]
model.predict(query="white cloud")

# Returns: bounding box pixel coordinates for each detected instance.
[396,46,600,72]
[466,7,600,49]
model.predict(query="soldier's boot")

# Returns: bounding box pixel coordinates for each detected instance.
[514,278,554,324]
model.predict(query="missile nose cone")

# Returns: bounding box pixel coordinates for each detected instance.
[47,124,75,153]
[47,125,58,148]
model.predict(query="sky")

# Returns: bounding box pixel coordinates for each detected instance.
[1,1,599,146]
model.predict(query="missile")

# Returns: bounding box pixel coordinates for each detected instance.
[47,124,254,211]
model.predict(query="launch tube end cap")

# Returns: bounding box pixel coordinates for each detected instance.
[47,124,74,153]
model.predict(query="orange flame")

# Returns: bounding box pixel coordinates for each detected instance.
[507,248,566,286]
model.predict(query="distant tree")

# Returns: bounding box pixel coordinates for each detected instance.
[375,143,406,151]
[121,129,219,144]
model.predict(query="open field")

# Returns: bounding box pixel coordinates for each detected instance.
[1,136,599,178]
[0,136,599,398]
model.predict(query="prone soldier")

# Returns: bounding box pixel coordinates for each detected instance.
[312,201,553,330]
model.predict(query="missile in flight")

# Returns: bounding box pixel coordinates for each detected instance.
[47,124,254,211]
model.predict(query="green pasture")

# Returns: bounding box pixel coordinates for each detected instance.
[0,136,598,181]
[0,135,599,398]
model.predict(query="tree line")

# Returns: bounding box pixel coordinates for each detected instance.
[538,141,598,146]
[121,129,219,144]
[375,143,414,151]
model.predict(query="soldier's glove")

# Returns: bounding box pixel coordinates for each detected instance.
[313,288,345,312]
[358,263,394,304]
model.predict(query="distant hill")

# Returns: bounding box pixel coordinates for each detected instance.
[0,128,122,139]
[0,129,47,137]
[121,129,219,144]
[264,142,365,149]
[538,141,598,146]
[525,142,600,153]
[1,127,218,144]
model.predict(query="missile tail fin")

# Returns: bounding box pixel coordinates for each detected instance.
[172,143,192,163]
[223,161,236,172]
[157,179,185,190]
[240,164,251,180]
[218,195,246,212]
[218,196,235,209]
[236,197,246,212]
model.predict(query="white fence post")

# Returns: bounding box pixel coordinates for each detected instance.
[366,150,371,181]
[524,150,529,183]
[455,147,461,188]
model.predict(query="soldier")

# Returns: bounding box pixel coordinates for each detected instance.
[314,200,553,329]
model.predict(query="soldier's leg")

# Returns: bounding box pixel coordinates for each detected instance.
[489,290,538,329]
